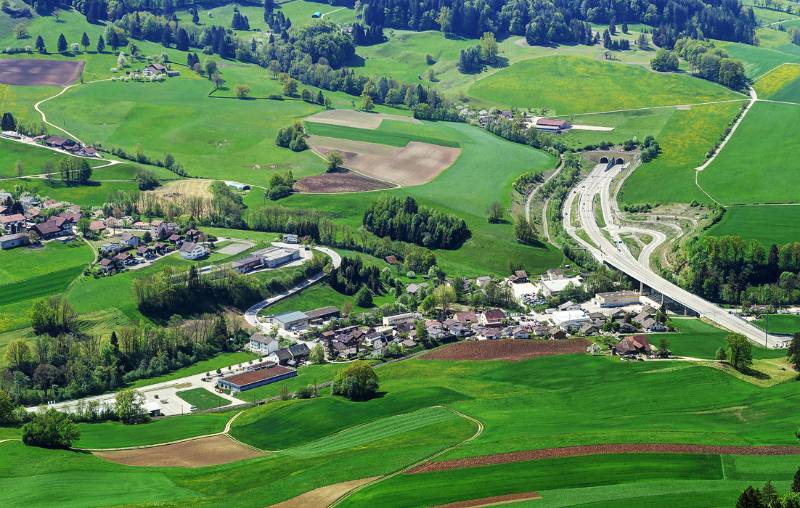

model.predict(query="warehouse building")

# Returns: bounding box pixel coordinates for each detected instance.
[216,364,297,392]
[595,291,640,308]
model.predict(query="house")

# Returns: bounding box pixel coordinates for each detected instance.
[551,310,590,330]
[480,309,506,327]
[113,251,134,265]
[0,233,28,250]
[89,220,106,233]
[405,283,426,296]
[596,291,640,308]
[382,312,420,327]
[119,232,140,247]
[578,323,599,336]
[633,306,656,325]
[33,219,68,239]
[154,222,178,240]
[249,333,279,355]
[384,255,399,265]
[550,328,568,340]
[217,364,297,392]
[534,118,571,132]
[454,311,478,324]
[305,306,340,324]
[0,213,26,234]
[480,327,502,340]
[136,245,155,259]
[613,335,653,356]
[271,311,309,331]
[267,348,294,365]
[509,326,530,339]
[282,233,298,244]
[508,270,529,284]
[98,258,116,273]
[288,343,311,362]
[179,241,208,260]
[142,63,167,76]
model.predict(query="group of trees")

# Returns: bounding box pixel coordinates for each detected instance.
[363,196,471,250]
[331,361,379,401]
[2,306,243,405]
[230,6,250,31]
[329,256,383,296]
[265,171,296,201]
[457,32,500,73]
[672,37,748,90]
[351,22,385,45]
[275,122,308,152]
[650,48,680,71]
[736,469,800,508]
[57,157,92,185]
[677,236,800,305]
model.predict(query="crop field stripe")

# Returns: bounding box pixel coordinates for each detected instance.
[304,122,460,148]
[0,265,85,306]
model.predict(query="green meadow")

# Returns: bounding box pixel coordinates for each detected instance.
[75,412,231,449]
[619,101,743,205]
[754,63,800,102]
[706,205,800,245]
[661,318,786,359]
[698,102,800,205]
[466,55,740,114]
[753,314,800,335]
[284,120,563,276]
[176,388,231,410]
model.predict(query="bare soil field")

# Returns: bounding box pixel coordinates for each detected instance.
[409,444,800,474]
[305,109,420,129]
[150,179,213,199]
[94,435,262,467]
[0,58,84,86]
[268,477,379,508]
[436,492,542,507]
[423,339,590,362]
[308,135,461,186]
[294,170,393,193]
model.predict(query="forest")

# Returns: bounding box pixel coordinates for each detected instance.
[677,236,800,305]
[363,196,471,250]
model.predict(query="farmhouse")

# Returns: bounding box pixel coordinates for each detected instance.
[216,364,296,393]
[613,335,653,356]
[305,306,340,324]
[288,343,311,362]
[271,311,309,331]
[0,232,28,249]
[266,348,293,365]
[248,333,279,355]
[33,218,70,239]
[179,241,208,260]
[0,213,26,234]
[596,291,640,307]
[480,309,506,327]
[143,63,167,76]
[534,118,571,132]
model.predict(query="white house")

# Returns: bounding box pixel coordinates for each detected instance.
[179,241,208,260]
[249,333,279,355]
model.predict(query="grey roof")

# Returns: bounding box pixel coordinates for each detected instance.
[274,311,308,324]
[289,343,310,357]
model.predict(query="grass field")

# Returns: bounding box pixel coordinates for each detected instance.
[282,120,562,276]
[660,318,786,359]
[619,101,743,205]
[75,412,231,449]
[176,388,231,410]
[754,63,800,101]
[699,102,800,205]
[466,55,740,114]
[753,314,800,335]
[706,205,800,245]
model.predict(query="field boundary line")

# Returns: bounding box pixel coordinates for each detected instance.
[74,410,245,452]
[329,408,484,507]
[552,98,748,118]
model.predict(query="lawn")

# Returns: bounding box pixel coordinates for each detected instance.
[2,177,141,208]
[304,120,460,148]
[75,412,231,449]
[753,314,800,335]
[0,240,91,288]
[705,205,800,245]
[466,55,740,114]
[660,318,785,359]
[619,101,743,205]
[176,388,231,410]
[281,120,563,277]
[698,102,800,205]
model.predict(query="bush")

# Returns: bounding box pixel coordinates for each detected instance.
[331,361,379,401]
[22,409,80,449]
[354,286,373,307]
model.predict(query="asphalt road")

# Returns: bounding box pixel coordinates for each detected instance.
[566,163,789,349]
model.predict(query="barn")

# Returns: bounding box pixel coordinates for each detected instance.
[216,364,297,392]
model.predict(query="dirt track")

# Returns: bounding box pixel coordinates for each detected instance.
[268,477,379,508]
[0,58,84,86]
[94,435,262,467]
[308,135,461,186]
[294,170,392,193]
[306,109,420,129]
[423,339,590,361]
[409,443,800,474]
[436,492,542,507]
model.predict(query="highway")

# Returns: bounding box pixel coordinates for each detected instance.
[564,163,790,349]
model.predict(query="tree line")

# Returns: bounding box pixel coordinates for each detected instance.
[677,236,800,305]
[363,195,471,250]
